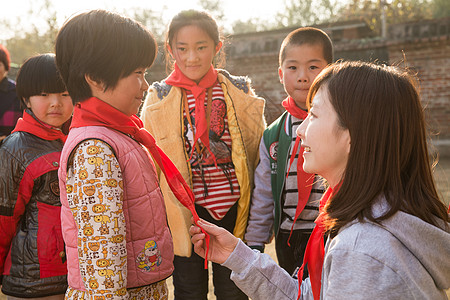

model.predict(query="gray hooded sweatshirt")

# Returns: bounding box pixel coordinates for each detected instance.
[223,199,450,299]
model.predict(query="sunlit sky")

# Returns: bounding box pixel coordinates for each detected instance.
[0,0,282,41]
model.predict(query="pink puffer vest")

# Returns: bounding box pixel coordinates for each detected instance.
[59,126,174,290]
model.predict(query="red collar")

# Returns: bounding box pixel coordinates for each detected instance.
[12,110,67,142]
[282,97,308,120]
[165,63,218,162]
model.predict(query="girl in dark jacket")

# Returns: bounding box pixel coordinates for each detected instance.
[0,53,73,299]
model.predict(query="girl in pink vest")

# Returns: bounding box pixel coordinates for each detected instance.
[54,10,199,299]
[141,10,265,300]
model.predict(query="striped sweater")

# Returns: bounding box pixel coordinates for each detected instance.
[280,116,325,232]
[183,81,240,220]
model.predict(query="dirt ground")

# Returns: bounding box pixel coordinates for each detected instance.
[1,158,449,299]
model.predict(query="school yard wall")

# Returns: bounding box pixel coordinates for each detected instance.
[147,17,450,156]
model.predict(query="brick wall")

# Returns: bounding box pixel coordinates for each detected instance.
[146,18,449,155]
[387,18,450,155]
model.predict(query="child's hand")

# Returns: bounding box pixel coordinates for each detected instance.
[190,218,238,264]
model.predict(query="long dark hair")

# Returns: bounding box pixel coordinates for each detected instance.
[308,61,448,236]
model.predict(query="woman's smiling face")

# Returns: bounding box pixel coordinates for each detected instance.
[297,86,351,187]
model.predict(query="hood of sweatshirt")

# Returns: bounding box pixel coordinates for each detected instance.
[371,199,450,290]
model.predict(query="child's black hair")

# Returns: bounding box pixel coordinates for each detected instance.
[55,10,157,103]
[16,53,66,109]
[165,9,225,72]
[279,27,334,65]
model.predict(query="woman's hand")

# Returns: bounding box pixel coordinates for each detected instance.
[189,218,239,264]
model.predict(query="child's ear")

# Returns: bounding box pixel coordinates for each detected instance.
[23,98,31,109]
[278,67,284,84]
[85,74,104,92]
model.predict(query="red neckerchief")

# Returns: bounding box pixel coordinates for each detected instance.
[282,97,314,245]
[282,96,308,120]
[70,97,210,267]
[297,187,336,300]
[165,63,218,162]
[12,110,67,142]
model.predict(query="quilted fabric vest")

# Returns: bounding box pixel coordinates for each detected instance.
[59,126,174,290]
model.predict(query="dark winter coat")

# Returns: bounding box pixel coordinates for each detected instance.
[0,127,67,297]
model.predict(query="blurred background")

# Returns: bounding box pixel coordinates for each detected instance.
[0,0,448,298]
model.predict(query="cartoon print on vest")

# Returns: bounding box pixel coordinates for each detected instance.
[103,276,114,289]
[136,240,162,272]
[86,264,95,276]
[88,241,100,251]
[95,215,111,235]
[72,195,80,206]
[83,185,96,196]
[104,190,115,201]
[92,203,109,214]
[86,143,103,155]
[88,277,99,289]
[83,224,94,236]
[81,211,90,222]
[97,258,110,267]
[78,166,89,180]
[115,287,127,297]
[92,165,104,178]
[104,178,118,188]
[77,153,85,165]
[110,234,124,244]
[88,155,104,166]
[98,268,115,289]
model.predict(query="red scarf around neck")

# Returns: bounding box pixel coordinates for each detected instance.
[12,110,67,142]
[282,97,314,244]
[282,96,308,120]
[165,63,218,161]
[70,97,210,267]
[297,187,336,300]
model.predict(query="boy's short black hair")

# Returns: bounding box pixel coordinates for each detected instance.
[55,10,157,103]
[16,53,67,109]
[279,27,333,65]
